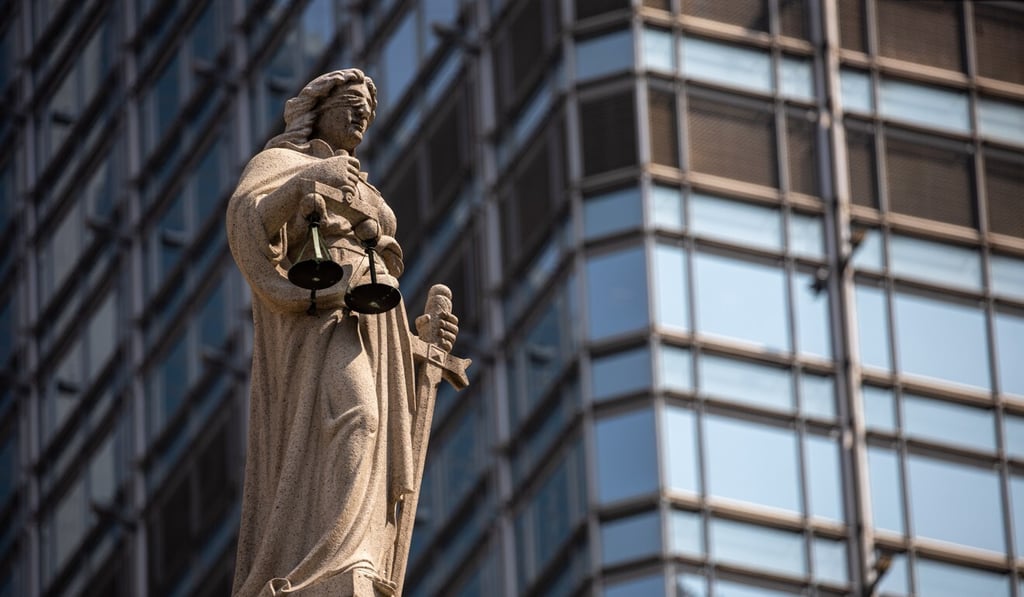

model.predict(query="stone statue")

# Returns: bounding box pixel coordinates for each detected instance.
[226,68,469,597]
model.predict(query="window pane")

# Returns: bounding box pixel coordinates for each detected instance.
[705,415,800,512]
[650,185,683,231]
[805,434,843,521]
[813,537,848,584]
[659,345,692,393]
[916,559,1010,597]
[694,253,789,352]
[894,292,989,390]
[664,407,699,494]
[596,410,658,503]
[867,446,903,533]
[889,235,981,291]
[840,68,873,112]
[642,27,675,72]
[584,188,643,240]
[995,311,1024,397]
[576,29,634,81]
[700,355,793,412]
[382,10,417,106]
[669,510,703,556]
[683,37,771,94]
[794,270,831,358]
[801,374,835,420]
[586,247,649,340]
[855,284,891,370]
[592,347,652,401]
[715,580,800,597]
[710,518,805,577]
[1004,414,1024,460]
[653,244,688,331]
[861,386,896,432]
[903,393,995,452]
[606,575,664,597]
[880,79,969,134]
[601,511,661,565]
[690,193,781,251]
[908,454,1004,552]
[979,98,1024,147]
[1011,476,1024,560]
[780,56,813,101]
[991,254,1024,301]
[788,213,823,259]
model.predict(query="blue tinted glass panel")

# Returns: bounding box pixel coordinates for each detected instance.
[683,37,771,94]
[596,410,658,503]
[587,247,649,340]
[995,311,1024,397]
[710,518,805,577]
[894,292,989,390]
[1006,414,1024,460]
[382,11,417,106]
[806,434,843,521]
[880,79,970,134]
[700,355,793,412]
[659,345,692,393]
[903,394,995,452]
[979,98,1024,146]
[695,253,789,352]
[705,415,800,511]
[650,185,683,230]
[813,537,848,584]
[855,285,890,370]
[606,575,664,597]
[154,54,181,142]
[889,235,981,291]
[592,347,652,401]
[794,271,831,358]
[576,29,634,81]
[601,511,661,565]
[715,580,800,597]
[851,228,884,271]
[916,559,1010,597]
[584,188,643,239]
[991,254,1024,300]
[876,553,910,595]
[664,407,699,493]
[653,244,688,331]
[801,374,835,420]
[867,446,903,533]
[424,0,458,54]
[861,386,896,431]
[840,69,873,113]
[780,56,814,101]
[669,510,703,556]
[908,454,1004,552]
[690,194,781,251]
[642,28,675,72]
[788,213,824,259]
[676,572,707,596]
[1011,476,1024,560]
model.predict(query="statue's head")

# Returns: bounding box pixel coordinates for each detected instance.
[265,68,379,152]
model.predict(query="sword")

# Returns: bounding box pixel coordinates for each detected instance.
[387,284,471,595]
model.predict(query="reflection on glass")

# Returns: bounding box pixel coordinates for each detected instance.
[642,28,675,72]
[705,415,800,511]
[880,79,970,134]
[867,446,903,533]
[596,409,658,503]
[861,386,895,431]
[894,292,989,390]
[801,374,835,419]
[695,253,789,352]
[991,254,1024,301]
[710,518,805,576]
[700,355,793,412]
[670,510,703,556]
[840,69,872,112]
[855,284,890,370]
[664,407,699,493]
[780,56,814,101]
[916,558,1010,597]
[654,244,688,331]
[903,393,994,452]
[813,537,848,584]
[659,345,692,392]
[995,311,1024,397]
[586,247,649,340]
[601,511,661,565]
[908,454,1004,552]
[592,347,652,401]
[805,434,843,521]
[889,235,981,291]
[576,29,634,81]
[682,37,772,94]
[606,575,664,597]
[690,193,781,251]
[788,213,824,259]
[979,97,1024,147]
[794,270,831,358]
[584,188,643,240]
[650,185,684,230]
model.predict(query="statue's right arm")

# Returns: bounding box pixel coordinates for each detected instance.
[254,153,361,236]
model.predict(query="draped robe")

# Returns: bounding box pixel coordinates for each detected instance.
[227,140,416,597]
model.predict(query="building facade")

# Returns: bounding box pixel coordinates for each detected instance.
[2,0,1023,596]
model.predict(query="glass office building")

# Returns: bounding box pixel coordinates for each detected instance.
[2,0,1023,595]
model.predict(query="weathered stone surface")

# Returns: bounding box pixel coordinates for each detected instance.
[226,69,461,597]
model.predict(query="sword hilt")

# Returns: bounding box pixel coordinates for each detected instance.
[420,284,453,347]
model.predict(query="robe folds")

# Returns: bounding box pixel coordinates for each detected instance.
[227,141,416,597]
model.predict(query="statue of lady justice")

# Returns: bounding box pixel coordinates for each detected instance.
[226,69,462,597]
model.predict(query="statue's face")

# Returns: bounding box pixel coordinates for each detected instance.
[315,83,373,152]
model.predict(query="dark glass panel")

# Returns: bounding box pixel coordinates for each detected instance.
[885,132,974,228]
[846,121,878,208]
[649,87,679,168]
[682,0,769,32]
[876,0,963,72]
[779,0,808,39]
[575,0,630,20]
[787,109,819,195]
[985,150,1024,239]
[580,90,637,176]
[688,94,777,188]
[974,4,1024,85]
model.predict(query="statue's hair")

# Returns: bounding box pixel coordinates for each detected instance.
[264,68,378,150]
